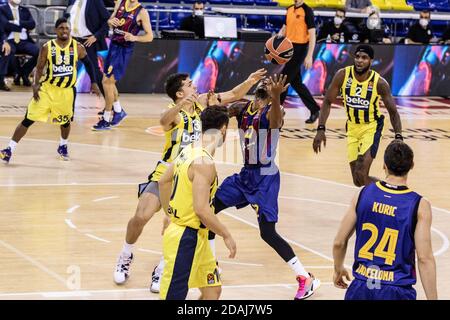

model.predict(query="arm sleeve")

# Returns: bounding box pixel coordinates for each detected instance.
[304,6,315,30]
[80,55,97,84]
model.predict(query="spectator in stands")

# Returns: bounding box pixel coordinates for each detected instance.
[406,10,434,45]
[65,0,110,97]
[1,17,12,90]
[317,9,350,43]
[180,1,205,38]
[344,0,373,38]
[442,25,450,44]
[359,10,391,44]
[0,0,39,91]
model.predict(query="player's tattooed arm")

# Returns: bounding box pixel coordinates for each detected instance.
[227,101,247,118]
[415,197,438,300]
[158,163,175,215]
[200,69,267,106]
[332,188,359,289]
[78,44,100,96]
[378,77,402,138]
[313,68,345,153]
[32,43,48,101]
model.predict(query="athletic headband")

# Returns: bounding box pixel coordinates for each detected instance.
[354,45,374,59]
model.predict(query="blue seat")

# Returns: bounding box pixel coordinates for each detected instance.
[266,15,284,32]
[245,14,266,29]
[146,6,172,30]
[231,0,255,5]
[429,0,450,11]
[407,0,431,10]
[208,0,232,4]
[170,6,192,29]
[255,0,278,6]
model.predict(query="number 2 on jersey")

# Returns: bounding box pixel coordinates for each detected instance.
[358,223,399,266]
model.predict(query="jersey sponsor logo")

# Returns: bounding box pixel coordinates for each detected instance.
[181,130,201,144]
[50,46,57,56]
[207,273,216,285]
[368,81,374,91]
[345,95,370,109]
[52,64,74,74]
[355,263,395,282]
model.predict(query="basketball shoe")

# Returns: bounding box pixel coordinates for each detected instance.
[110,109,127,127]
[295,273,321,300]
[57,145,69,161]
[0,147,11,163]
[92,119,111,131]
[114,253,134,284]
[150,265,162,293]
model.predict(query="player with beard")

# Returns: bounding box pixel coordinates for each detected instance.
[312,45,403,187]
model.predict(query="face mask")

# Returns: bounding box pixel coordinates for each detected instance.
[367,18,379,30]
[419,18,429,27]
[12,0,21,5]
[194,10,203,16]
[334,17,343,25]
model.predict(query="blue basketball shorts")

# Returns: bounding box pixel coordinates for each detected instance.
[345,279,417,300]
[103,41,134,81]
[214,167,280,223]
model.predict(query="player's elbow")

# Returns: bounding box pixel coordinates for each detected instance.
[333,237,347,249]
[417,253,435,265]
[194,204,210,219]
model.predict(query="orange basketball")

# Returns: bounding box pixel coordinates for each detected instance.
[264,36,294,65]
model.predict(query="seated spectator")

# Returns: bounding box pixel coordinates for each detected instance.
[317,9,350,43]
[360,10,391,44]
[406,10,433,45]
[180,1,205,39]
[0,0,39,91]
[441,25,450,44]
[345,0,373,36]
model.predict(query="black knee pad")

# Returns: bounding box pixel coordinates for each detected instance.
[21,117,34,128]
[61,122,70,128]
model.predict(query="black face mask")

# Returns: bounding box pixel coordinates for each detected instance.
[353,63,371,75]
[255,87,269,100]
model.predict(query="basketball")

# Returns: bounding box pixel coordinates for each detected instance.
[264,36,294,65]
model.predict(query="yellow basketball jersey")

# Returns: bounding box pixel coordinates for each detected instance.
[341,66,382,124]
[167,145,218,230]
[43,38,79,88]
[148,102,204,182]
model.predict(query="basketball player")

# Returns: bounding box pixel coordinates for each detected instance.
[92,0,153,130]
[313,45,403,187]
[113,69,266,291]
[158,106,236,300]
[333,140,437,300]
[0,18,100,163]
[212,74,320,300]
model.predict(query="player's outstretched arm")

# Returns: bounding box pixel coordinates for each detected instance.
[312,68,345,153]
[198,69,267,106]
[192,159,236,258]
[158,163,175,215]
[415,197,438,300]
[378,77,402,140]
[332,189,359,289]
[267,74,289,129]
[32,44,49,101]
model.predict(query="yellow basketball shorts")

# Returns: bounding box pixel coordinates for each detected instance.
[346,116,384,163]
[160,223,221,300]
[26,82,75,125]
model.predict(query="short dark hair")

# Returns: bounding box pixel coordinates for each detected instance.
[384,140,414,177]
[165,73,189,102]
[337,8,346,15]
[200,106,229,133]
[55,17,68,29]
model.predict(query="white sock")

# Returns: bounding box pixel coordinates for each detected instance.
[156,256,165,274]
[8,140,17,152]
[60,138,68,146]
[209,239,216,258]
[113,101,122,113]
[288,256,309,278]
[122,242,134,257]
[103,111,112,122]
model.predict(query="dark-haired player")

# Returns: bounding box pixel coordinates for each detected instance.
[113,69,266,291]
[333,140,437,300]
[0,18,100,163]
[313,44,403,187]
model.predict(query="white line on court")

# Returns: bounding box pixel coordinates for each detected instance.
[64,219,77,229]
[84,233,110,243]
[92,196,119,202]
[217,260,264,267]
[0,239,67,286]
[0,282,334,298]
[431,227,450,257]
[138,248,162,255]
[66,205,80,214]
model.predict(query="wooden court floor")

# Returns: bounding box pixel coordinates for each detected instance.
[1,91,450,300]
